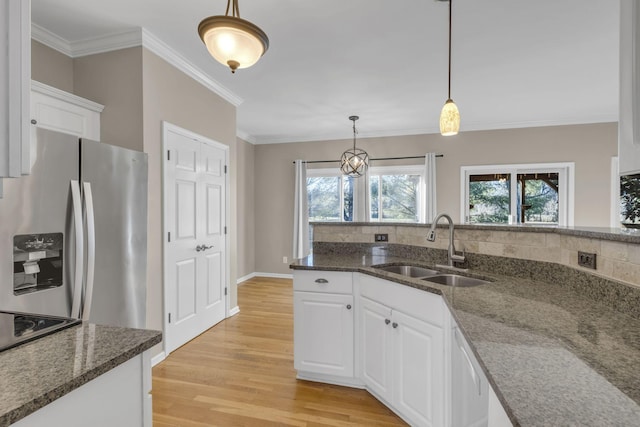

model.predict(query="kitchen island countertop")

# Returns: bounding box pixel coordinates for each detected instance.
[0,323,161,426]
[291,250,640,427]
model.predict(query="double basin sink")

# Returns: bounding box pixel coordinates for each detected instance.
[373,265,489,287]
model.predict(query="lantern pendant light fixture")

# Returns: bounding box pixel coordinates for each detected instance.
[439,0,460,136]
[198,0,269,73]
[340,116,369,178]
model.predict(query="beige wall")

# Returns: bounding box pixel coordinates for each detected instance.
[31,40,74,93]
[237,137,255,279]
[142,49,238,341]
[73,47,144,152]
[255,123,618,275]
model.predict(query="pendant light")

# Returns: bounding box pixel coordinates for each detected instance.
[439,0,460,136]
[340,116,369,178]
[198,0,269,73]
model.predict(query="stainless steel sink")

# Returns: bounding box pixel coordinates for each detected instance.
[421,274,489,287]
[374,265,440,278]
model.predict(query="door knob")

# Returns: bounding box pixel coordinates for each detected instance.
[196,245,213,252]
[392,322,398,329]
[346,304,352,310]
[385,319,391,325]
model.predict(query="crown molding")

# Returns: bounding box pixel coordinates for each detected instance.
[31,80,105,112]
[32,24,73,57]
[251,115,618,145]
[236,129,257,144]
[140,29,242,107]
[30,25,243,108]
[71,28,142,57]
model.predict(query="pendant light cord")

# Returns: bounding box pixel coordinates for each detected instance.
[225,0,240,17]
[448,0,452,100]
[353,119,357,150]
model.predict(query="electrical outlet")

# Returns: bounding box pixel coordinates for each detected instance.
[374,233,388,242]
[283,256,288,264]
[577,251,597,269]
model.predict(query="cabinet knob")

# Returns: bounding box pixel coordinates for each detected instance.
[392,322,398,329]
[30,119,37,125]
[385,319,391,325]
[314,278,329,284]
[346,304,352,310]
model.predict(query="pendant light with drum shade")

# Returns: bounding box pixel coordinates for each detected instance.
[340,116,369,178]
[198,0,269,73]
[439,0,460,136]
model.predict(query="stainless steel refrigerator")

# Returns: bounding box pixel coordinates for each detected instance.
[0,128,148,329]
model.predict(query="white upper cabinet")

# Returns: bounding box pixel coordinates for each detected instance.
[0,0,31,178]
[31,81,104,141]
[619,0,640,175]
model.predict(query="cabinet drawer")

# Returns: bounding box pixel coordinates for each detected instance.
[293,270,353,294]
[357,273,445,327]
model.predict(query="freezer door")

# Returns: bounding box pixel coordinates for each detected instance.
[81,140,148,329]
[0,129,79,317]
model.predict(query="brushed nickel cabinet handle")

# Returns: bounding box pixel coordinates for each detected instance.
[346,304,352,310]
[314,278,329,284]
[392,322,398,329]
[385,319,391,325]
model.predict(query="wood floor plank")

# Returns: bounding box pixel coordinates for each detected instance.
[152,277,407,426]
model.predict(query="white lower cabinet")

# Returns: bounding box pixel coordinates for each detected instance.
[12,351,152,427]
[358,274,445,427]
[293,269,513,427]
[293,270,356,384]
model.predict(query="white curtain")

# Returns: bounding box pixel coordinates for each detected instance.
[425,153,437,223]
[293,160,310,259]
[354,168,370,222]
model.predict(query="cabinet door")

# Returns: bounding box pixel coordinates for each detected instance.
[360,296,393,400]
[392,309,445,427]
[294,291,354,377]
[0,0,30,178]
[452,326,489,427]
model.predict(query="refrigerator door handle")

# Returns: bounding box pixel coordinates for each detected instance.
[70,180,84,319]
[82,182,96,321]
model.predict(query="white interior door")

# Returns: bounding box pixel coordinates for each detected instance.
[163,123,228,354]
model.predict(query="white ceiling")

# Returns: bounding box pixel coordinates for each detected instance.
[31,0,620,144]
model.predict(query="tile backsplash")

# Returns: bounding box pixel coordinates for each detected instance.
[312,224,640,288]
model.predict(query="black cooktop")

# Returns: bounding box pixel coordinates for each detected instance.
[0,311,81,352]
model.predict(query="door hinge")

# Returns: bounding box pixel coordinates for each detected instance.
[168,232,171,242]
[224,287,228,296]
[224,165,228,174]
[167,150,170,161]
[168,313,171,323]
[224,226,227,235]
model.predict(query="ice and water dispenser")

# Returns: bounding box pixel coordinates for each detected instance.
[13,233,63,295]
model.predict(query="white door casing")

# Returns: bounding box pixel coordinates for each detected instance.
[163,122,228,354]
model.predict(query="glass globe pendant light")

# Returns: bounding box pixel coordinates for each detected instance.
[439,0,460,136]
[340,116,369,178]
[198,0,269,73]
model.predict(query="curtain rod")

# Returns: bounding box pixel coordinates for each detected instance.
[292,154,443,164]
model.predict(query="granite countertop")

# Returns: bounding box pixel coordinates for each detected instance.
[291,251,640,427]
[0,323,162,426]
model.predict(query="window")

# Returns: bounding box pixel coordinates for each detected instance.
[307,170,353,221]
[307,165,426,223]
[369,166,425,223]
[461,163,574,226]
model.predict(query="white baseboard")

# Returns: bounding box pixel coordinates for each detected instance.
[254,272,294,279]
[228,306,240,317]
[236,272,257,284]
[237,272,293,284]
[151,351,166,367]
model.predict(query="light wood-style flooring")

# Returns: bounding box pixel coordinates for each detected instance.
[152,276,407,427]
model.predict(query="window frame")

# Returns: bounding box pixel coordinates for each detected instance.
[307,167,352,222]
[368,165,426,223]
[460,162,575,226]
